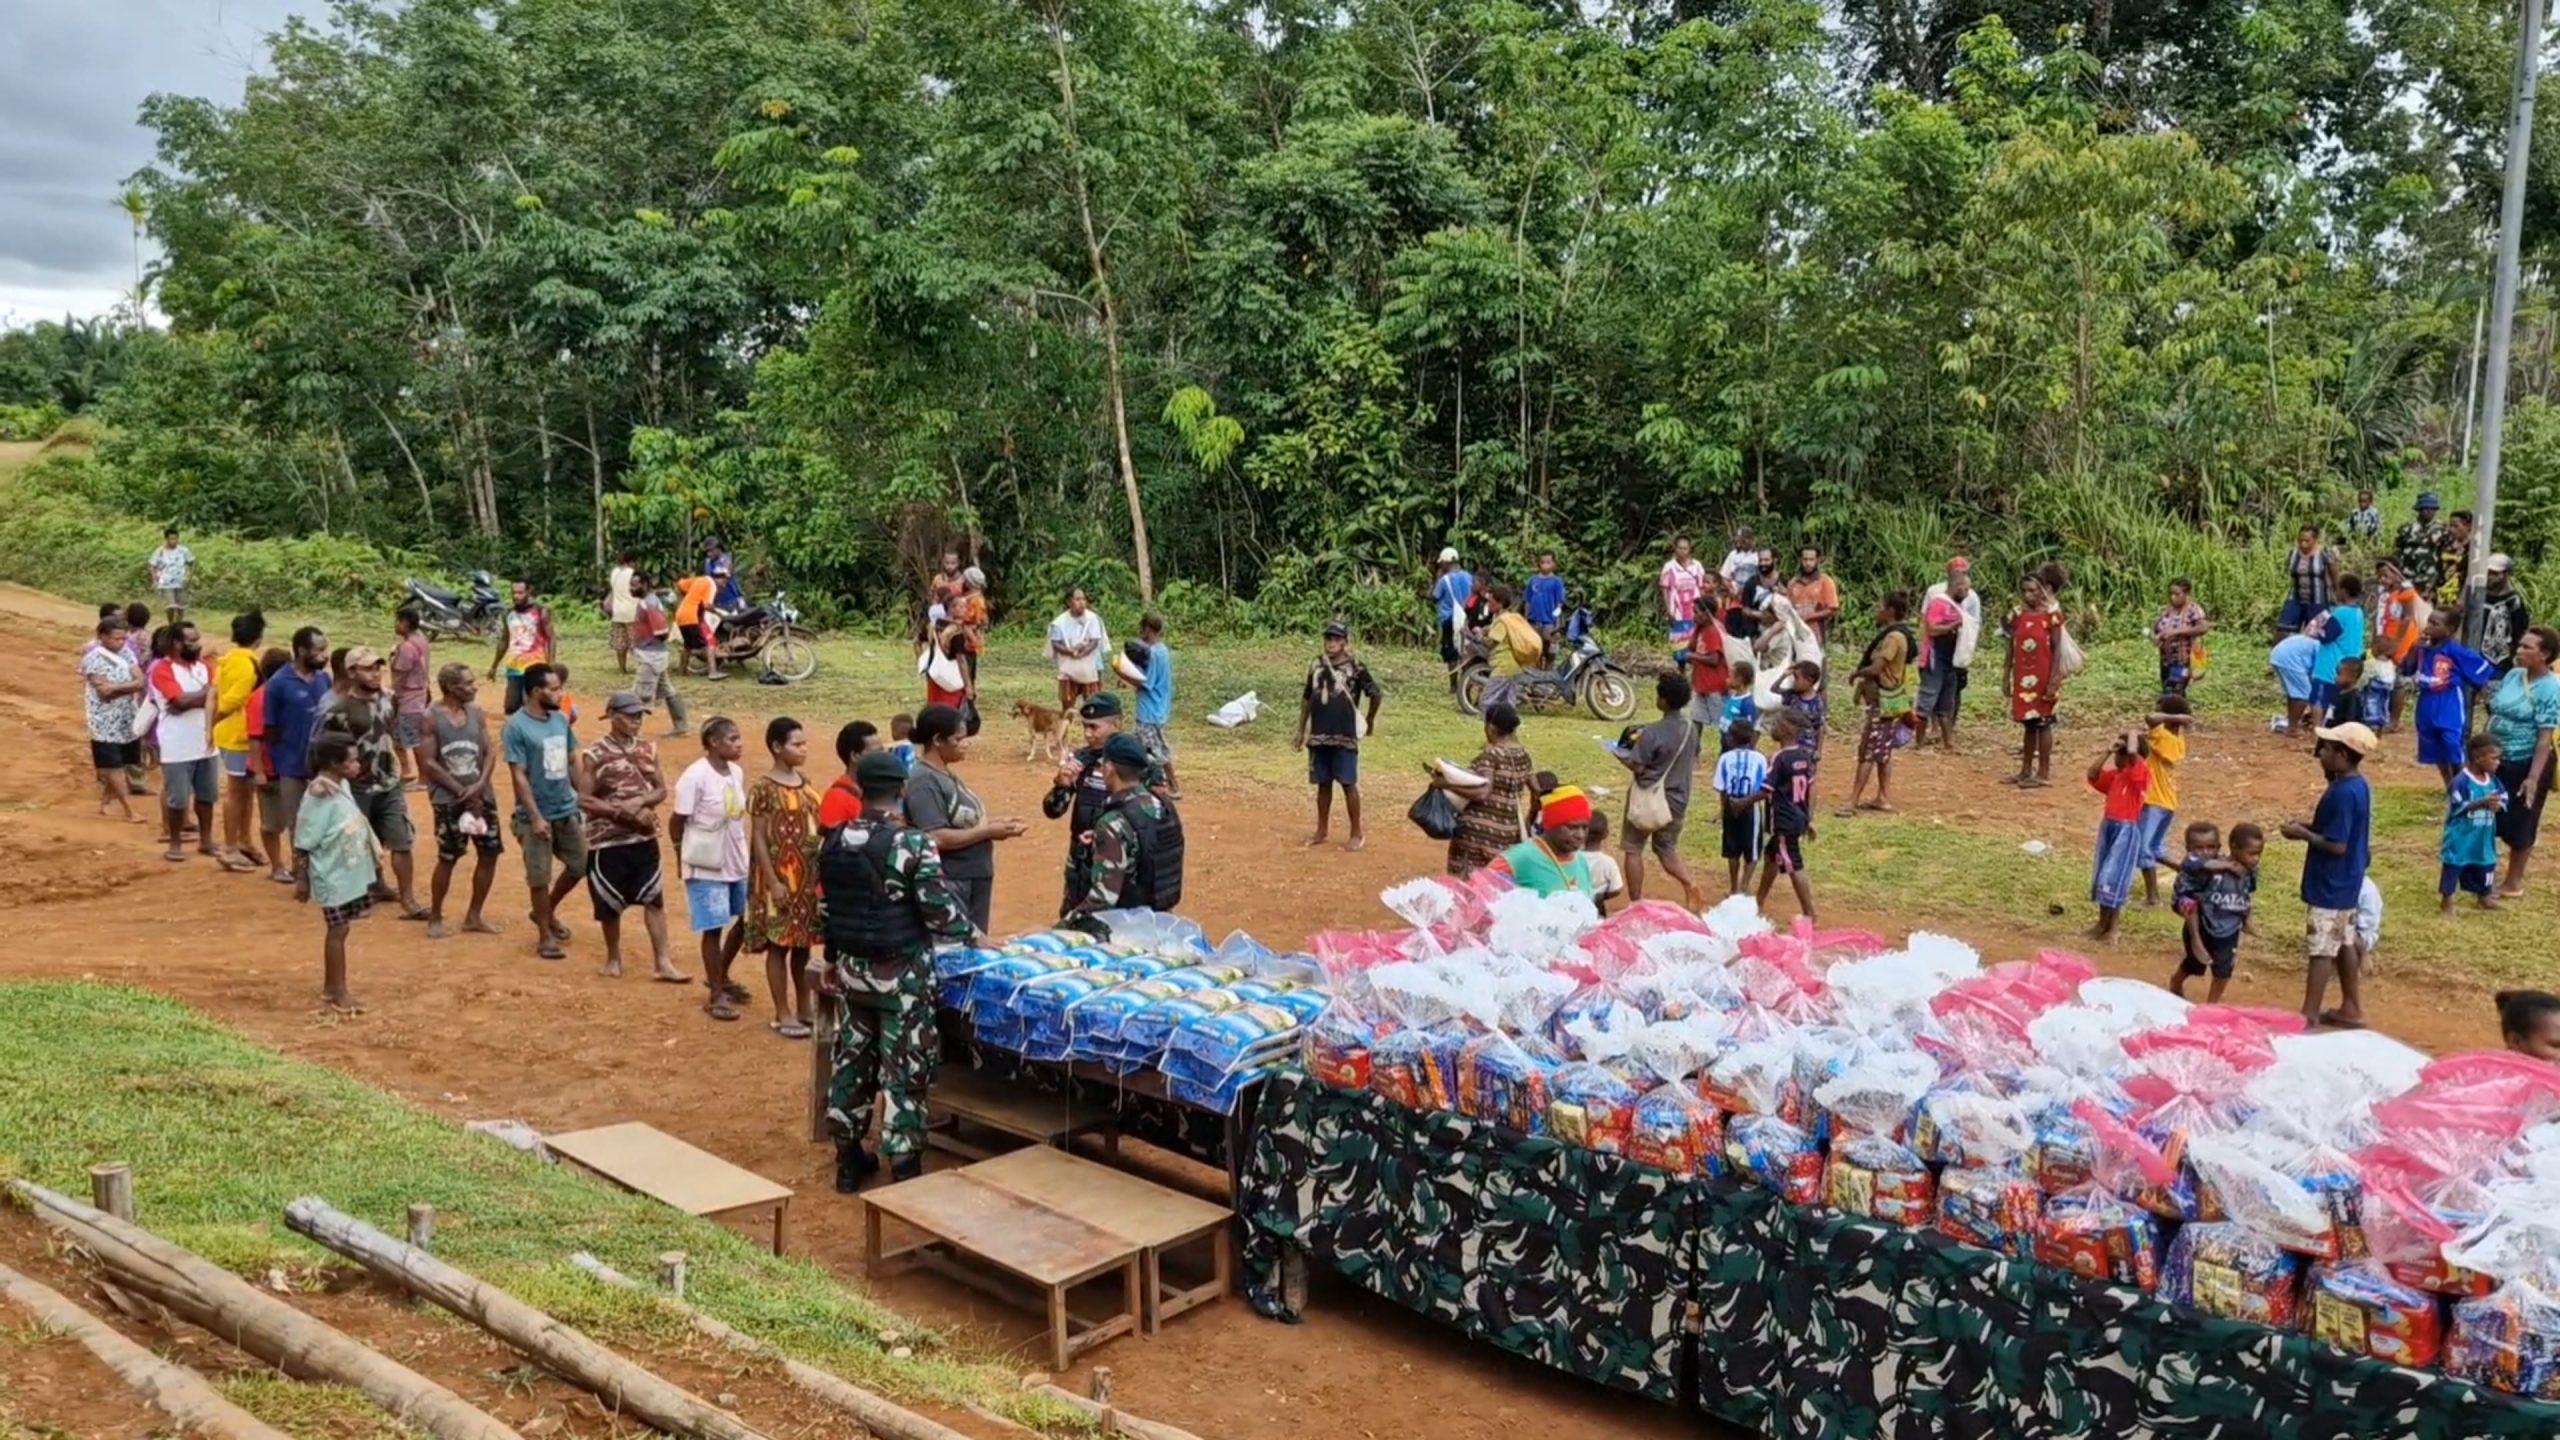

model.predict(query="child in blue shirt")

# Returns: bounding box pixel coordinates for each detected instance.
[1721,661,1759,748]
[887,713,917,772]
[1714,720,1770,896]
[2411,609,2498,786]
[2442,732,2507,914]
[1522,553,1567,633]
[2307,576,2366,715]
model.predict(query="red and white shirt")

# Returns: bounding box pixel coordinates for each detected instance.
[149,656,215,763]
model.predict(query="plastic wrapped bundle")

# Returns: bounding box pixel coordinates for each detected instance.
[1305,990,1382,1091]
[1826,1134,1937,1226]
[2448,1274,2560,1399]
[1702,1034,1799,1118]
[1628,1085,1724,1177]
[1168,1000,1302,1072]
[2303,1263,2446,1368]
[1123,987,1248,1056]
[1006,929,1082,954]
[932,944,1012,1010]
[2186,1132,2360,1261]
[1070,975,1209,1064]
[2027,1098,2105,1195]
[1811,1044,1939,1147]
[1168,1060,1285,1114]
[1370,1026,1468,1112]
[1016,968,1144,1059]
[2034,1184,2162,1291]
[1456,1032,1562,1134]
[2366,1160,2498,1298]
[1548,1061,1654,1154]
[1081,908,1206,955]
[1911,1083,2035,1171]
[965,952,1077,1020]
[2162,1222,2304,1326]
[1484,886,1601,960]
[1937,1166,2042,1257]
[1726,1113,1823,1206]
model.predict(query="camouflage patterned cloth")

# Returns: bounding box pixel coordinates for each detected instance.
[1241,1073,2560,1436]
[1071,790,1170,918]
[828,963,938,1161]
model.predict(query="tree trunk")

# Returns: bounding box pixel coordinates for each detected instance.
[371,398,436,530]
[588,398,608,571]
[1044,5,1155,603]
[12,1182,520,1440]
[282,1198,767,1440]
[0,1260,292,1440]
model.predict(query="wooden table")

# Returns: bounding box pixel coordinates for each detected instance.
[965,1146,1232,1333]
[545,1122,795,1254]
[863,1171,1142,1371]
[923,1064,1120,1162]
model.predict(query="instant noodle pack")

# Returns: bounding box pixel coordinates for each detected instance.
[1273,872,2560,1397]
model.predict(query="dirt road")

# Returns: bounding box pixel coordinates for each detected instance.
[0,579,2515,1440]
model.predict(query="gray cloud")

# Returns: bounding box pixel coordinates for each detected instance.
[0,0,312,322]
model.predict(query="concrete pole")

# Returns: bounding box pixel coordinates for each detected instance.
[2468,0,2547,642]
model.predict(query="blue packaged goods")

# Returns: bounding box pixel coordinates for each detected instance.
[1168,1001,1303,1071]
[1825,1135,1936,1226]
[1124,989,1246,1054]
[1547,1062,1652,1154]
[1066,976,1201,1060]
[1935,1167,2040,1257]
[1456,1034,1559,1134]
[1009,930,1078,954]
[2303,1264,2445,1368]
[1727,1114,1822,1205]
[2027,1103,2101,1196]
[1256,987,1330,1025]
[2162,1223,2303,1327]
[2449,1278,2560,1399]
[1170,1062,1282,1113]
[966,954,1076,1020]
[1016,969,1132,1060]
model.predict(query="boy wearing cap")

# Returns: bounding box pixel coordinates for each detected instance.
[1432,548,1473,686]
[2282,722,2375,1030]
[1297,620,1383,852]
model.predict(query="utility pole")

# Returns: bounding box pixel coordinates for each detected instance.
[2468,0,2546,642]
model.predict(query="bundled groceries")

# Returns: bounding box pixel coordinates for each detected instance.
[1273,873,2560,1396]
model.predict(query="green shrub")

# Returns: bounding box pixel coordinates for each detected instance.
[0,401,63,441]
[39,414,104,450]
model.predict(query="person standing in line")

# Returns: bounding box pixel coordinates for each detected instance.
[2346,489,2382,545]
[420,664,503,939]
[1840,591,1915,816]
[487,579,555,715]
[1128,613,1180,798]
[2394,494,2451,601]
[626,570,691,737]
[2409,608,2496,786]
[502,662,589,960]
[1070,733,1186,919]
[606,549,641,675]
[747,717,823,1039]
[1614,672,1705,909]
[2152,577,2210,699]
[212,611,267,871]
[1914,579,1965,751]
[672,716,753,1018]
[1659,536,1707,645]
[578,691,683,981]
[261,626,336,884]
[2281,525,2343,638]
[1786,546,1839,648]
[1047,587,1108,712]
[1713,719,1768,900]
[1755,709,1819,922]
[121,602,158,791]
[1433,547,1475,687]
[2487,627,2560,898]
[390,608,432,789]
[820,750,978,1190]
[2084,730,2153,944]
[319,647,425,918]
[2372,561,2424,732]
[1523,552,1568,648]
[146,620,223,865]
[2478,554,2532,675]
[2286,722,2376,1030]
[293,734,375,1015]
[147,527,195,620]
[1433,701,1533,878]
[2442,733,2508,915]
[2307,574,2368,733]
[1718,526,1760,587]
[2135,696,2195,908]
[1295,620,1383,852]
[902,703,1026,934]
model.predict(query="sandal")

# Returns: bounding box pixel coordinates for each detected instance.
[537,940,566,962]
[771,1019,812,1040]
[706,997,741,1022]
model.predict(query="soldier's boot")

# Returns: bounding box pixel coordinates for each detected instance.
[834,1142,878,1194]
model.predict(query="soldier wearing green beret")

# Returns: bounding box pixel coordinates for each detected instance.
[1044,691,1165,916]
[818,750,974,1190]
[1068,732,1186,922]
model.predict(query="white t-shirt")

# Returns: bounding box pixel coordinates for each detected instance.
[1584,850,1625,903]
[1720,548,1759,584]
[149,544,194,590]
[672,757,751,881]
[1048,609,1109,681]
[607,565,640,624]
[150,657,215,763]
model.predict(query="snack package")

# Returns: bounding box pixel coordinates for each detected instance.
[2027,1099,2104,1195]
[1456,1031,1562,1135]
[1726,1113,1822,1206]
[2162,1221,2305,1327]
[1825,1133,1937,1226]
[2448,1273,2560,1399]
[1305,989,1382,1090]
[1910,1080,2035,1170]
[2186,1132,2360,1261]
[1702,1034,1799,1117]
[2365,1160,2498,1297]
[1810,1045,1939,1147]
[2033,1183,2162,1291]
[1548,1060,1653,1154]
[2303,1263,2446,1368]
[1936,1166,2042,1257]
[1628,1085,1724,1177]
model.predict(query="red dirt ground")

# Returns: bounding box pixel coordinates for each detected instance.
[0,581,2519,1439]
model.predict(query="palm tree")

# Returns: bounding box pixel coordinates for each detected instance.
[114,186,148,324]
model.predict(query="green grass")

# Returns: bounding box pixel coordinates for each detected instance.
[0,981,1082,1430]
[216,1377,424,1440]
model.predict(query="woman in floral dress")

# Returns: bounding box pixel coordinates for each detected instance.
[1434,701,1535,876]
[2003,564,2070,788]
[747,716,823,1037]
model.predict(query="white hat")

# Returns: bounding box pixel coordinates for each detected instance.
[2312,722,2378,758]
[2489,553,2515,574]
[1437,546,1460,564]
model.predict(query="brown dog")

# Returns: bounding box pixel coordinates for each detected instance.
[1011,698,1066,762]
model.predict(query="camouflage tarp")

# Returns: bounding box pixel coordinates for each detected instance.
[1242,1072,2560,1437]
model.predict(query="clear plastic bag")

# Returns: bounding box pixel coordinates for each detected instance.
[2185,1132,2352,1259]
[1911,1083,2035,1171]
[2448,1272,2560,1398]
[2363,1156,2499,1297]
[2161,1221,2304,1326]
[1726,1113,1823,1204]
[1826,1133,1936,1226]
[1702,1033,1799,1117]
[1811,1045,1940,1146]
[1628,1084,1724,1176]
[2027,1004,2143,1078]
[1548,1060,1654,1154]
[2302,1262,2447,1367]
[1485,887,1601,959]
[1456,1030,1563,1134]
[2034,1182,2163,1290]
[1088,908,1207,955]
[1830,939,1981,1037]
[1937,1166,2042,1256]
[2076,976,2193,1028]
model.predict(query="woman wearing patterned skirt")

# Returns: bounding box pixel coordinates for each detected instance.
[748,717,824,1038]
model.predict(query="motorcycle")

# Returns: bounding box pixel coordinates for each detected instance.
[402,569,504,642]
[1455,606,1638,722]
[678,590,819,683]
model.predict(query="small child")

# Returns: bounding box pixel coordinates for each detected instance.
[1775,659,1826,755]
[1720,661,1759,748]
[2321,654,2364,733]
[2357,657,2394,730]
[2085,730,2152,942]
[1754,710,1817,921]
[1714,720,1770,896]
[2441,732,2507,914]
[2170,821,2261,1003]
[1582,813,1625,912]
[293,734,377,1014]
[2412,610,2497,786]
[2499,989,2560,1062]
[2136,695,2194,907]
[889,712,918,772]
[554,663,581,727]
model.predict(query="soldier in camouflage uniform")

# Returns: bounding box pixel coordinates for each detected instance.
[2395,491,2451,597]
[1044,692,1166,916]
[1068,733,1185,920]
[819,751,974,1189]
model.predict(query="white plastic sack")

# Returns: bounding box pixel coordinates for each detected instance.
[1207,691,1262,728]
[2268,1030,2430,1102]
[1702,893,1771,942]
[2076,977,2192,1027]
[2028,1005,2142,1077]
[1486,887,1600,959]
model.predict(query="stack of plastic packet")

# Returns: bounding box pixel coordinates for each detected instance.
[2450,1273,2560,1399]
[1816,1048,1941,1226]
[966,951,1080,1048]
[2161,1222,2304,1326]
[1456,1030,1565,1134]
[1620,1018,1725,1174]
[1163,999,1304,1113]
[1068,967,1230,1071]
[2303,1263,2445,1367]
[1925,1083,2042,1257]
[1014,953,1182,1060]
[2034,1182,2162,1290]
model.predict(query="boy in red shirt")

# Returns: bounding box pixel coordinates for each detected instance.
[2086,730,2152,943]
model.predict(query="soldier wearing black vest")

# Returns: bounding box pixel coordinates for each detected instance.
[1067,732,1185,922]
[819,751,974,1190]
[1043,692,1164,915]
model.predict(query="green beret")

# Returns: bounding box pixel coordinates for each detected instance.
[1078,692,1124,719]
[855,751,910,789]
[1101,732,1150,767]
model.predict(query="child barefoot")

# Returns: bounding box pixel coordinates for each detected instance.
[2086,730,2152,943]
[2441,732,2507,913]
[1714,720,1769,897]
[294,734,376,1013]
[2170,822,2261,1003]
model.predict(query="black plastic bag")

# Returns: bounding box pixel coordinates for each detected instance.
[960,697,983,737]
[1408,785,1461,840]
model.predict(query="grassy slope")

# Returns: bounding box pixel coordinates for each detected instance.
[0,981,1074,1427]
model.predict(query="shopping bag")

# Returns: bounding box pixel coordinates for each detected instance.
[1409,786,1462,841]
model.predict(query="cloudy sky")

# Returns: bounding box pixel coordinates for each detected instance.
[3,0,312,327]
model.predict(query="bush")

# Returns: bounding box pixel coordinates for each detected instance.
[0,402,63,441]
[39,415,104,451]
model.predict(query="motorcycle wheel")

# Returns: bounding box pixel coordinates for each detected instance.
[762,630,819,684]
[1583,669,1639,723]
[1454,662,1489,717]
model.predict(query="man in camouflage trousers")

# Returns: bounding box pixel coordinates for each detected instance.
[1044,692,1166,916]
[1068,733,1185,921]
[819,751,974,1190]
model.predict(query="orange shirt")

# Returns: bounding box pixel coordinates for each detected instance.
[2379,583,2423,664]
[674,575,715,627]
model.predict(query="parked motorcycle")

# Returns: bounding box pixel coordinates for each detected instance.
[402,569,504,643]
[1455,606,1638,721]
[678,590,819,683]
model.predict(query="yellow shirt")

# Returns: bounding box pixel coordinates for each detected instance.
[2144,723,2185,811]
[212,647,259,752]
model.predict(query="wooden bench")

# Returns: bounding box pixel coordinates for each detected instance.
[964,1146,1232,1333]
[863,1171,1142,1371]
[922,1064,1119,1162]
[545,1122,794,1255]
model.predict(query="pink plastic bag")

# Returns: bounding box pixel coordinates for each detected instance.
[2186,1003,2310,1036]
[2369,1093,2534,1178]
[2422,1050,2560,1092]
[2364,1155,2499,1296]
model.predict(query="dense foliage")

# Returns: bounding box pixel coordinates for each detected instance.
[66,0,2560,634]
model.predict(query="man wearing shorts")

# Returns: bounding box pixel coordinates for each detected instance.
[319,646,424,918]
[580,691,683,981]
[421,664,501,938]
[674,570,721,680]
[391,609,432,789]
[502,662,589,960]
[261,627,336,887]
[148,527,194,618]
[146,620,223,865]
[488,579,555,714]
[2284,723,2374,1031]
[1617,672,1704,908]
[627,572,691,735]
[606,550,641,673]
[1296,620,1381,852]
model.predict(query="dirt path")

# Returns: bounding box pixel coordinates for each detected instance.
[0,582,2519,1439]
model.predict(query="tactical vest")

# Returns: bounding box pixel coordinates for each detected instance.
[820,815,928,956]
[1103,791,1185,911]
